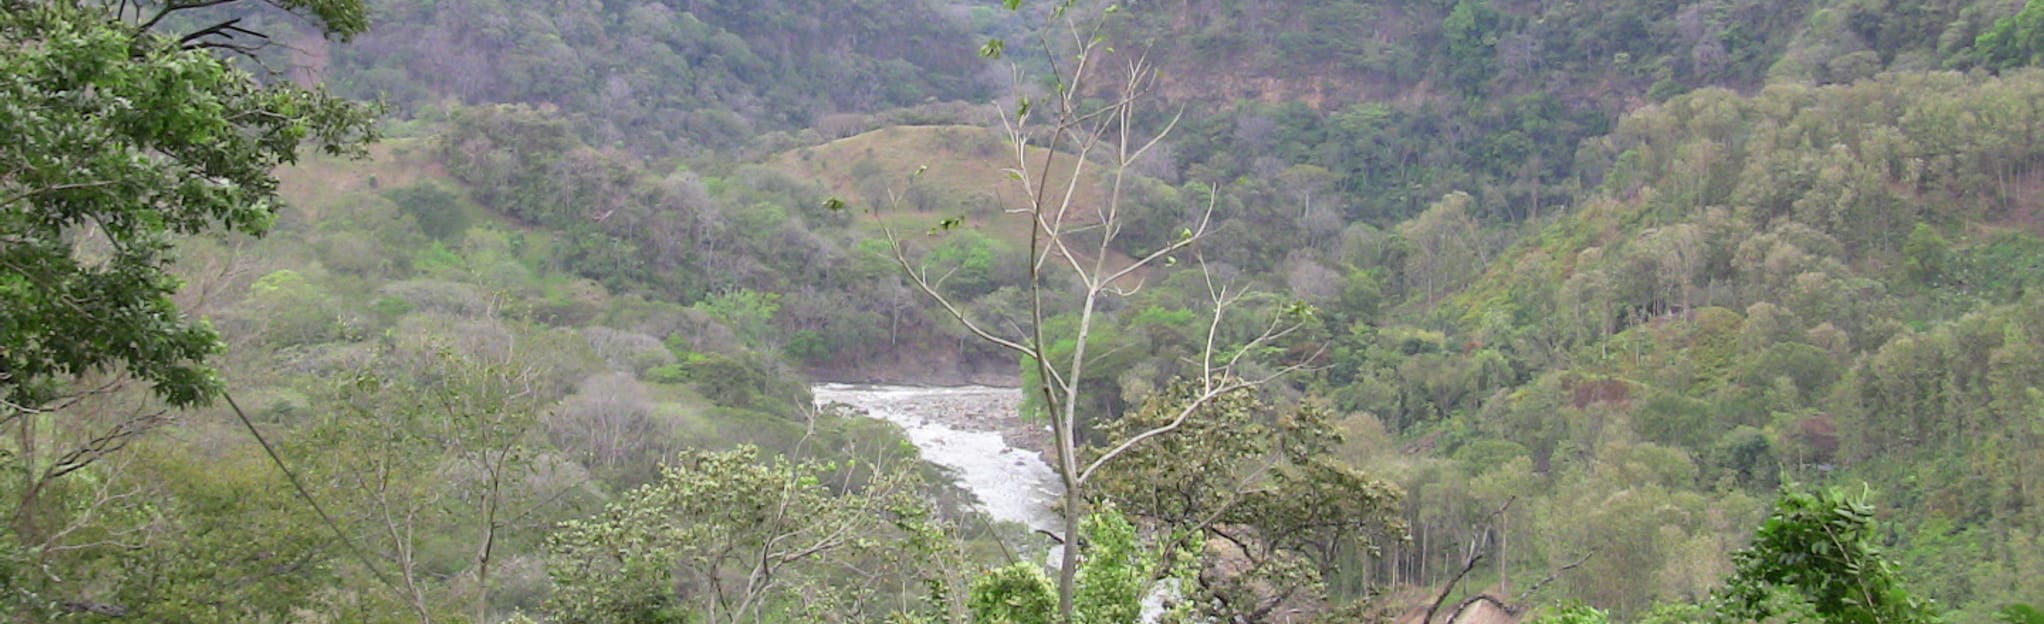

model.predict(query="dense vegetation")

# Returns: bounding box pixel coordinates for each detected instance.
[331,0,993,154]
[1103,0,2038,226]
[9,0,2044,622]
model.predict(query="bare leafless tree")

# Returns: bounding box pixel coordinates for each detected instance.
[876,12,1315,620]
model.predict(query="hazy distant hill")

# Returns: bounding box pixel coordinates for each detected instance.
[327,0,992,154]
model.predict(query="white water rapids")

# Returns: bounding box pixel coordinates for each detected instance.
[814,384,1180,621]
[812,384,1062,533]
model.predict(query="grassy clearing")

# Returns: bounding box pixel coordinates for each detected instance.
[775,125,1114,242]
[776,125,1150,283]
[274,139,452,219]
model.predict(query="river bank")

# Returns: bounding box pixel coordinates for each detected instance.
[812,384,1060,533]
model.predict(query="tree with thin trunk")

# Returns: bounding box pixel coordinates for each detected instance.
[874,6,1315,620]
[309,340,564,623]
[1090,381,1406,621]
[543,444,937,623]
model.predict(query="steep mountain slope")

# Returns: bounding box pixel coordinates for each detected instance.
[1095,0,2037,227]
[1356,70,2044,620]
[329,0,992,154]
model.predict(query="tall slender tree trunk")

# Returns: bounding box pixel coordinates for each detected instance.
[474,484,498,624]
[1420,522,1429,588]
[1499,512,1509,598]
[11,412,36,540]
[1058,462,1082,621]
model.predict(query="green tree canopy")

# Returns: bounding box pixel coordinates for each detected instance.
[0,1,376,409]
[544,445,938,623]
[1717,485,1943,624]
[1090,380,1406,620]
[1976,0,2044,70]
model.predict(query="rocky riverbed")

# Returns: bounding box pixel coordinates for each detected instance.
[812,384,1061,533]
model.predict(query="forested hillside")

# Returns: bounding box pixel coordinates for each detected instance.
[7,0,2044,622]
[1387,71,2044,618]
[1103,0,2027,225]
[330,0,993,154]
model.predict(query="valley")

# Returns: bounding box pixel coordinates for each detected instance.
[6,0,2044,622]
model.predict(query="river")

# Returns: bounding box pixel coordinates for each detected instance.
[812,384,1062,533]
[815,384,1185,621]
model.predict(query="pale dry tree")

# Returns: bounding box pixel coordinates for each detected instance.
[868,10,1317,620]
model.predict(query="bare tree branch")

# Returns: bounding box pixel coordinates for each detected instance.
[0,181,124,210]
[1421,497,1516,624]
[892,11,1317,620]
[135,0,240,35]
[1077,377,1257,486]
[1423,550,1485,624]
[881,226,1038,362]
[1515,550,1594,607]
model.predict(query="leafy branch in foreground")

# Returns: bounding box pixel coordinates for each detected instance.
[0,1,377,412]
[1715,485,1942,624]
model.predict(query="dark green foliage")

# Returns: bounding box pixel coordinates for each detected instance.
[968,564,1057,624]
[2000,604,2044,624]
[1090,380,1405,618]
[682,352,806,415]
[1976,1,2044,69]
[385,182,470,241]
[0,2,376,408]
[1103,0,1801,228]
[1717,486,1942,624]
[1442,0,1506,92]
[1101,0,2042,244]
[1743,342,1840,399]
[1634,392,1717,450]
[1340,269,1385,322]
[658,351,810,431]
[77,445,341,621]
[1904,223,1951,287]
[1536,488,1947,623]
[1710,426,1777,490]
[1149,94,1610,231]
